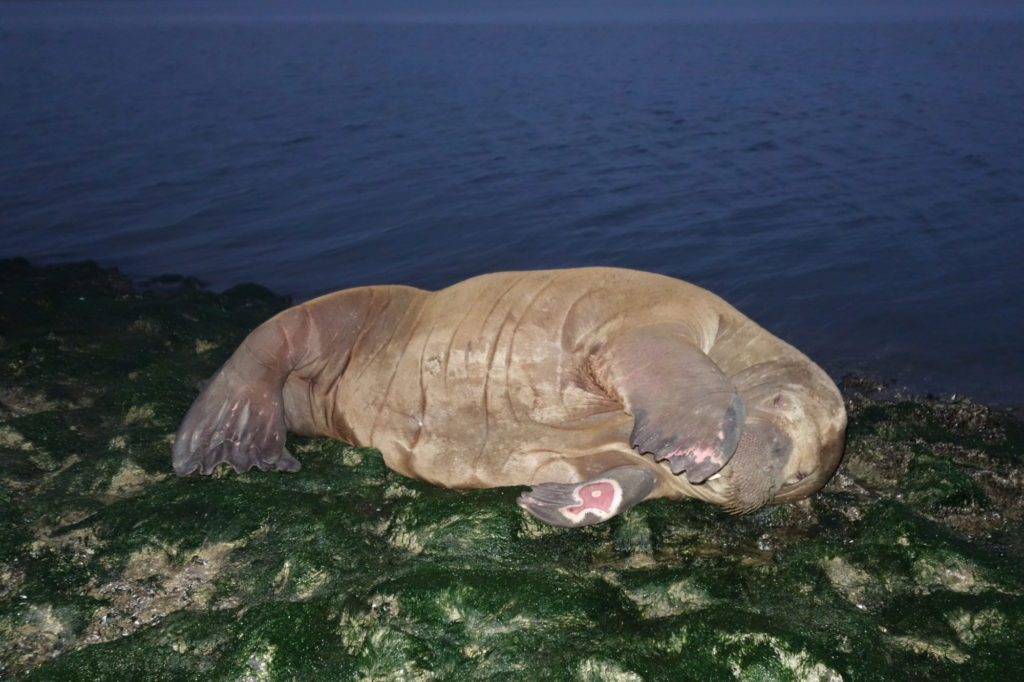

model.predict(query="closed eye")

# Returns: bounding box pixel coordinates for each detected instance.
[785,470,810,485]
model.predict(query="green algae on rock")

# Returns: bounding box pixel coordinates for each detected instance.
[1,259,1022,681]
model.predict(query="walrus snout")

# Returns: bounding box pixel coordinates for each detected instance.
[722,419,792,514]
[769,425,847,505]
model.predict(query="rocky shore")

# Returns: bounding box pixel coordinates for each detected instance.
[1,259,1021,680]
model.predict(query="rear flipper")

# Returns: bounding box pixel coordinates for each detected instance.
[172,361,299,475]
[517,466,658,527]
[172,313,307,476]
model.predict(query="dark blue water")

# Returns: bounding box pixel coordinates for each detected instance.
[2,2,1023,406]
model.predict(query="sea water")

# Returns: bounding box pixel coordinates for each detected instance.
[1,1,1022,405]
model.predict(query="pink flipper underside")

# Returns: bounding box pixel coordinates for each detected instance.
[558,479,622,525]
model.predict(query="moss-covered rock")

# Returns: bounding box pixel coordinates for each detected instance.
[1,259,1022,680]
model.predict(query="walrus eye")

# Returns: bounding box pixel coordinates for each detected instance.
[771,394,791,410]
[785,470,811,486]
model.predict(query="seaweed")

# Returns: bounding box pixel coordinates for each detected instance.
[2,259,1022,680]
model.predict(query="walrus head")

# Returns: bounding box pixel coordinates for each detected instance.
[713,361,847,513]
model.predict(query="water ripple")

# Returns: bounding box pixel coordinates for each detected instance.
[0,13,1022,405]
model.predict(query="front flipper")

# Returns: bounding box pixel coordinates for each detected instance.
[517,466,658,527]
[594,324,745,483]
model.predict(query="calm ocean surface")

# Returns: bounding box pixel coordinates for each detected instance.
[1,2,1022,406]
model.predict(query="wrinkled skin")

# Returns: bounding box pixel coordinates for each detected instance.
[173,268,846,526]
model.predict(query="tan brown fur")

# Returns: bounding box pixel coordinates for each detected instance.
[173,268,846,520]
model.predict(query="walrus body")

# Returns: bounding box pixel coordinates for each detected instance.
[173,268,846,526]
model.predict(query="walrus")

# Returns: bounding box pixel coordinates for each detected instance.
[172,268,846,526]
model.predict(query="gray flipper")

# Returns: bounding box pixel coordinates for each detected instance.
[172,317,304,476]
[517,466,658,527]
[594,324,745,483]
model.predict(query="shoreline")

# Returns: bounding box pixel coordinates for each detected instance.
[8,255,1021,415]
[2,257,1022,679]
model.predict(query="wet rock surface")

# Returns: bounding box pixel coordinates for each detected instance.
[1,259,1021,681]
